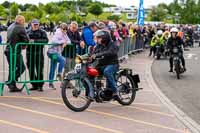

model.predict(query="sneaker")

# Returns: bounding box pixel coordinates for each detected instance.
[29,87,38,91]
[86,96,94,102]
[9,85,22,93]
[49,83,56,90]
[38,87,43,92]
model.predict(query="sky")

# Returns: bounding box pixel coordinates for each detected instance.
[2,0,174,8]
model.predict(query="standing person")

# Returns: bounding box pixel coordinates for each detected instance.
[50,21,55,35]
[0,32,2,44]
[62,21,85,73]
[122,23,128,39]
[47,23,71,89]
[186,26,194,47]
[82,22,99,54]
[113,25,122,46]
[134,26,143,49]
[26,19,49,92]
[148,26,156,56]
[4,15,29,92]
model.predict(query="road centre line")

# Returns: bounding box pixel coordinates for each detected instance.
[40,97,162,107]
[0,103,122,133]
[110,102,174,117]
[0,96,170,115]
[33,98,185,133]
[0,119,48,133]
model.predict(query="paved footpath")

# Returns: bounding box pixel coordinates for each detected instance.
[0,51,191,133]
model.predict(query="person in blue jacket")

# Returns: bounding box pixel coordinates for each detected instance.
[82,22,99,54]
[0,32,2,44]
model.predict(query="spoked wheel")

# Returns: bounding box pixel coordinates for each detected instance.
[61,79,91,112]
[116,74,136,105]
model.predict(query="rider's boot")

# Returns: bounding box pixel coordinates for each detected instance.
[169,67,173,72]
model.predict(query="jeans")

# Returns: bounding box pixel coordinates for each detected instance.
[48,53,65,82]
[88,64,119,98]
[103,65,119,93]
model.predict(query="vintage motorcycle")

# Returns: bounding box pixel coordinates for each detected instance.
[172,47,185,79]
[61,55,142,112]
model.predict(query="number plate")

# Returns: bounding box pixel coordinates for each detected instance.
[74,64,82,73]
[173,48,178,53]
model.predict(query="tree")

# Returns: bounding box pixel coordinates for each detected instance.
[44,3,60,14]
[21,4,33,11]
[20,11,34,22]
[148,5,168,21]
[10,3,19,18]
[1,1,10,8]
[180,0,198,24]
[0,5,6,17]
[34,8,43,19]
[107,15,120,21]
[88,3,103,18]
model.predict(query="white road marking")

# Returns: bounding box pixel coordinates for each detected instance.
[194,57,198,60]
[185,53,197,60]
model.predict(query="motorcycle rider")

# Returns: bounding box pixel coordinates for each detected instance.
[89,30,119,100]
[150,30,165,57]
[186,26,194,47]
[167,27,186,72]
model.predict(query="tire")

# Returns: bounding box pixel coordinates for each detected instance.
[116,74,136,106]
[175,61,180,79]
[61,79,91,112]
[155,47,161,60]
[157,54,161,60]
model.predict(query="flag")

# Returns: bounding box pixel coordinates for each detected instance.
[137,0,145,26]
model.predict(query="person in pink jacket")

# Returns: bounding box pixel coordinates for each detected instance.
[113,25,122,46]
[47,23,71,89]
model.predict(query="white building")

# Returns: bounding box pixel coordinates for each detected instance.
[103,6,136,13]
[103,6,152,20]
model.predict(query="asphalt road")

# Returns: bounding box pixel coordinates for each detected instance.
[0,52,187,133]
[152,44,200,125]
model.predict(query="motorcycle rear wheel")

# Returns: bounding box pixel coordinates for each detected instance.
[116,74,136,105]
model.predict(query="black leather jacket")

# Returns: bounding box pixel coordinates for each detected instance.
[5,22,29,54]
[26,29,48,54]
[167,36,184,52]
[93,41,119,67]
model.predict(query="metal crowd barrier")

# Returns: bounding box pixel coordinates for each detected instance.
[118,36,144,60]
[12,43,80,95]
[0,44,12,96]
[0,37,144,95]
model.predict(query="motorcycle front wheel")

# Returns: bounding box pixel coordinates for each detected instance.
[174,60,180,79]
[61,79,91,112]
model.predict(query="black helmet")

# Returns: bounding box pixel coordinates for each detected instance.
[94,30,111,44]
